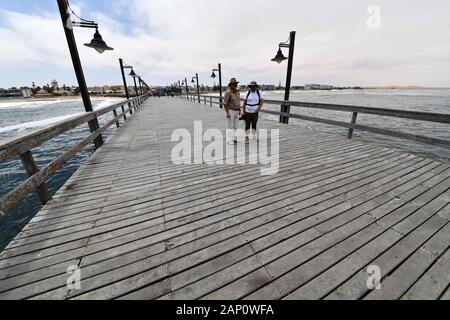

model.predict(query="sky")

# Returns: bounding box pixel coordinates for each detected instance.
[0,0,449,88]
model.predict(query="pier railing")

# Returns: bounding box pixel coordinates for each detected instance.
[0,94,149,216]
[184,92,450,149]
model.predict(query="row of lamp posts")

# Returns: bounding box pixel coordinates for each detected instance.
[56,0,149,150]
[178,31,296,121]
[58,0,297,148]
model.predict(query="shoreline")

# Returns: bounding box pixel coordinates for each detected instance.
[0,96,124,104]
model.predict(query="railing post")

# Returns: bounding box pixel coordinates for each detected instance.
[113,109,120,128]
[121,104,127,121]
[210,97,213,106]
[204,97,207,105]
[129,100,133,115]
[348,112,358,139]
[20,150,51,205]
[280,102,290,124]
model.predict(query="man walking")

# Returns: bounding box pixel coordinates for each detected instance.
[224,78,241,144]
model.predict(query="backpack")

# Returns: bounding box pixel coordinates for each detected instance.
[245,90,261,106]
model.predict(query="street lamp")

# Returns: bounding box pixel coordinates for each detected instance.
[57,0,114,149]
[129,69,139,97]
[271,31,296,124]
[84,29,113,54]
[182,78,189,99]
[211,63,223,108]
[138,76,143,95]
[191,73,200,103]
[119,59,132,99]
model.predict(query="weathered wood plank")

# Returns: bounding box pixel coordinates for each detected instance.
[0,97,448,300]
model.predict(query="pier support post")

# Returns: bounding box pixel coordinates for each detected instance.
[20,151,51,205]
[113,109,120,128]
[348,112,358,139]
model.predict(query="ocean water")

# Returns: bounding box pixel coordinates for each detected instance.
[0,89,449,250]
[0,97,123,250]
[259,89,450,161]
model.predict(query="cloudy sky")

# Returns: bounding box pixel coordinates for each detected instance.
[0,0,449,88]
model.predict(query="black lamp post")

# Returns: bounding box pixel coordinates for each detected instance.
[182,78,189,99]
[138,76,143,95]
[57,0,114,148]
[271,31,296,124]
[118,59,133,118]
[119,59,132,99]
[191,73,200,103]
[211,63,223,108]
[129,69,139,97]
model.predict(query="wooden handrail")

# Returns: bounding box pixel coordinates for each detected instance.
[184,92,450,148]
[0,96,146,163]
[186,93,450,124]
[0,94,149,216]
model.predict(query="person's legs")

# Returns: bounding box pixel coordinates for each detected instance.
[232,110,239,130]
[246,113,257,139]
[245,116,251,134]
[231,110,239,141]
[227,110,239,143]
[252,113,258,130]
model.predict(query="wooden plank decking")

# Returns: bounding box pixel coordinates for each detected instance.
[0,97,448,300]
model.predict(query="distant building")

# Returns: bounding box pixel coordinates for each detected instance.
[305,83,334,90]
[0,88,32,98]
[21,88,33,98]
[88,86,103,94]
[35,89,51,98]
[51,79,59,91]
[102,85,112,94]
[110,85,125,94]
[260,85,276,90]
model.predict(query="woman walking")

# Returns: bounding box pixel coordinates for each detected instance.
[242,81,265,140]
[223,78,241,144]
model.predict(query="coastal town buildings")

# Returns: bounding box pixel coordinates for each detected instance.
[0,88,33,98]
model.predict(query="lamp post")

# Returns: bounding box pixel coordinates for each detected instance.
[119,59,132,99]
[183,78,189,99]
[138,77,143,95]
[119,58,134,117]
[271,31,296,124]
[57,0,113,148]
[129,69,139,97]
[191,73,200,103]
[211,63,223,108]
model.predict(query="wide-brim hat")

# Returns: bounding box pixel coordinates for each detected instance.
[228,78,239,86]
[248,81,259,88]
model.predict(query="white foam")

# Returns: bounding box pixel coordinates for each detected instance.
[93,98,123,110]
[0,114,82,134]
[0,99,81,110]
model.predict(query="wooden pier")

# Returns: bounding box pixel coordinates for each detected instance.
[0,97,449,300]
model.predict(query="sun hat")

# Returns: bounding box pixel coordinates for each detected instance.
[248,81,259,88]
[228,78,239,86]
